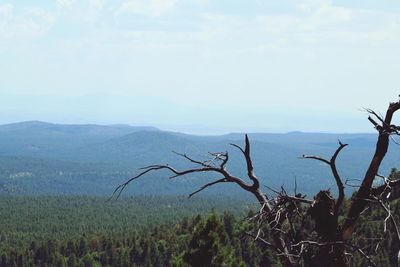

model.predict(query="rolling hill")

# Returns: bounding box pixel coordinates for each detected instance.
[0,121,398,197]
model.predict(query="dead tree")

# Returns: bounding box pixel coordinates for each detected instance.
[111,99,400,267]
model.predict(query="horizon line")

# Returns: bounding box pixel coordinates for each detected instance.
[0,120,378,137]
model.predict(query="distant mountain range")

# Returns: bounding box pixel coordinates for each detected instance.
[0,121,398,197]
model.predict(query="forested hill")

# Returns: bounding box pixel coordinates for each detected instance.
[0,121,399,196]
[1,195,398,267]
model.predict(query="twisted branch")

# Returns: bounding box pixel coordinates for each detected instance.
[301,140,348,217]
[342,100,400,241]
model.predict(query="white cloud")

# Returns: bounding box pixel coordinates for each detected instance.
[192,0,208,6]
[294,0,332,12]
[57,0,76,8]
[88,0,105,10]
[239,2,400,47]
[0,3,13,17]
[0,4,55,42]
[1,0,400,128]
[117,0,177,16]
[57,0,105,11]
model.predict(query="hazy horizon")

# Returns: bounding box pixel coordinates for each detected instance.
[0,118,381,136]
[1,1,400,134]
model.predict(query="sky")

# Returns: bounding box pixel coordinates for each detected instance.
[0,0,399,134]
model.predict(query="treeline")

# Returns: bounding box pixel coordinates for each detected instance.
[0,196,399,266]
[0,195,252,253]
[0,212,279,267]
[1,203,399,267]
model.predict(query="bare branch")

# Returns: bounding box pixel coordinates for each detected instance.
[371,178,400,198]
[204,151,229,169]
[220,152,229,169]
[110,99,400,267]
[285,196,313,205]
[108,165,165,201]
[300,155,330,165]
[342,100,400,241]
[172,151,211,167]
[264,184,281,195]
[245,231,283,254]
[292,240,377,267]
[331,141,348,217]
[111,136,271,209]
[230,143,245,154]
[364,108,385,124]
[188,178,228,198]
[244,134,260,188]
[301,141,348,217]
[109,164,228,201]
[376,198,400,249]
[230,134,260,189]
[345,178,362,188]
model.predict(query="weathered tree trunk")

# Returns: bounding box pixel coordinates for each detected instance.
[113,99,400,267]
[307,191,348,267]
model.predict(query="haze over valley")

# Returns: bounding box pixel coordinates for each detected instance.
[0,120,397,197]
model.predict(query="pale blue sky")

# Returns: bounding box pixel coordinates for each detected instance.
[0,0,399,134]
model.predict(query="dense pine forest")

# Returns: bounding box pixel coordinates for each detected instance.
[0,122,400,266]
[0,196,250,251]
[0,191,399,266]
[3,0,400,265]
[2,121,400,197]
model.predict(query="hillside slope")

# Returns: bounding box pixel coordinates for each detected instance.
[0,121,399,196]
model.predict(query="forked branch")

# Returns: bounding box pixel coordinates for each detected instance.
[230,134,260,189]
[110,98,400,267]
[110,136,270,204]
[301,140,348,217]
[292,240,377,267]
[342,100,400,241]
[188,178,228,198]
[111,135,296,266]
